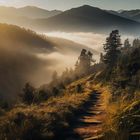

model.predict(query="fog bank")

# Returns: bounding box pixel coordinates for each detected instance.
[46,32,137,52]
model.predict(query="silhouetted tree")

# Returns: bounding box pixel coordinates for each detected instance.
[129,47,140,75]
[132,39,140,48]
[100,53,104,63]
[103,30,122,67]
[34,90,48,103]
[75,49,95,76]
[52,87,59,96]
[21,83,35,105]
[124,39,131,48]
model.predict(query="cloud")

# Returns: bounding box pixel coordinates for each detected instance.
[46,32,106,52]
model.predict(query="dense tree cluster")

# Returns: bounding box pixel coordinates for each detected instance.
[101,30,140,90]
[103,30,121,67]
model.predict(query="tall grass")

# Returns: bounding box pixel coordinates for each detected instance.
[0,77,92,140]
[102,86,140,140]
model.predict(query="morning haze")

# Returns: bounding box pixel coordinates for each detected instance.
[0,0,140,10]
[0,0,140,140]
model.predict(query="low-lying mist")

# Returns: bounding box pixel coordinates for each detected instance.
[46,32,106,52]
[0,29,137,102]
[0,40,79,102]
[46,32,136,51]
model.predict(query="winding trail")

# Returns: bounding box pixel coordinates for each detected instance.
[63,89,106,140]
[73,91,105,140]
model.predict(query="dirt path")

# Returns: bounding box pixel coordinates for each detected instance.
[73,91,105,140]
[62,90,106,140]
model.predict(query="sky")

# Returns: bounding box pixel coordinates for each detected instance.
[0,0,139,11]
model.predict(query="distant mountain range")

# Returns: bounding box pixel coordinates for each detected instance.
[108,9,140,22]
[0,5,140,34]
[32,5,140,34]
[119,10,140,22]
[0,6,62,19]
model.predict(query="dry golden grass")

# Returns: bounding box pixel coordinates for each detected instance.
[0,77,93,140]
[102,86,140,140]
[88,82,140,140]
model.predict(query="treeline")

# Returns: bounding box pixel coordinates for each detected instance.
[99,30,140,91]
[97,30,140,139]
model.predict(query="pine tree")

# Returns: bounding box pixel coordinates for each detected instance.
[75,49,94,76]
[21,83,35,105]
[124,39,131,48]
[100,53,104,63]
[103,30,122,67]
[132,39,140,48]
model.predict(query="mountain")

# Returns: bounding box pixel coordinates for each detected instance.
[32,5,140,34]
[0,5,140,35]
[18,6,62,19]
[0,6,62,19]
[109,9,140,23]
[120,10,140,22]
[0,6,62,32]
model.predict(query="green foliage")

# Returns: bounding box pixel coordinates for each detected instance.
[0,79,91,140]
[75,49,95,76]
[20,83,35,105]
[132,39,140,48]
[124,38,131,48]
[96,30,140,139]
[34,90,49,104]
[103,30,121,67]
[114,46,140,89]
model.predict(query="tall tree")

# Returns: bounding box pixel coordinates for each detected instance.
[103,30,122,67]
[21,83,35,105]
[75,49,95,76]
[100,53,104,63]
[132,39,140,48]
[124,39,131,48]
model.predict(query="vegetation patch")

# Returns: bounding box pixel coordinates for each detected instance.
[0,78,92,140]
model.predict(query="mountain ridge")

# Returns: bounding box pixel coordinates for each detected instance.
[0,5,62,19]
[0,5,140,34]
[120,9,140,22]
[33,5,140,34]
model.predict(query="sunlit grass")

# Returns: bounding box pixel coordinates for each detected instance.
[0,77,92,140]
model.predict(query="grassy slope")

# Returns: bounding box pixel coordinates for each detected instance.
[0,76,93,140]
[0,71,139,140]
[93,83,140,140]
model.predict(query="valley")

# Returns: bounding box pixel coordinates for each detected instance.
[0,2,139,140]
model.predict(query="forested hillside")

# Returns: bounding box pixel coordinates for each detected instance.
[0,23,95,102]
[0,30,139,140]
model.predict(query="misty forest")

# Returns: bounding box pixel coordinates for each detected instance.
[0,2,140,140]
